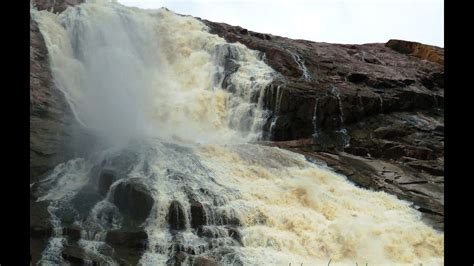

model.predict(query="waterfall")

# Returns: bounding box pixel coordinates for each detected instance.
[32,0,274,146]
[288,49,314,81]
[31,1,443,265]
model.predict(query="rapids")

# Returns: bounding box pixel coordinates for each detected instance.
[31,0,443,265]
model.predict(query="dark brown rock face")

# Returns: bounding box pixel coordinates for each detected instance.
[32,0,84,13]
[98,169,117,196]
[202,20,444,230]
[30,200,52,238]
[31,0,97,183]
[190,200,207,229]
[31,2,87,262]
[30,16,76,182]
[168,200,187,231]
[113,179,155,225]
[193,256,219,266]
[105,229,148,249]
[386,39,444,65]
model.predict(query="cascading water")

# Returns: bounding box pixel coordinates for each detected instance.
[31,0,443,265]
[288,49,313,82]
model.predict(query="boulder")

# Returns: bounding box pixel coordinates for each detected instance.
[98,169,117,196]
[385,39,444,65]
[105,229,148,249]
[168,201,187,231]
[193,256,218,266]
[105,229,148,265]
[190,200,207,229]
[62,245,86,264]
[32,0,85,13]
[61,244,110,265]
[113,179,154,225]
[62,224,82,240]
[30,200,52,238]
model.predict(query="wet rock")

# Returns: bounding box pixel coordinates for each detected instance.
[63,224,82,240]
[218,211,241,226]
[203,19,443,147]
[406,160,444,176]
[70,191,103,221]
[105,229,148,249]
[404,146,434,160]
[98,169,117,196]
[284,150,444,231]
[226,227,243,245]
[433,125,444,136]
[30,16,77,182]
[30,200,52,238]
[347,72,368,83]
[62,245,86,264]
[190,201,207,229]
[31,237,49,265]
[193,256,218,266]
[168,251,187,266]
[113,179,154,225]
[61,244,109,265]
[105,229,147,265]
[108,150,140,175]
[197,226,228,239]
[430,72,444,88]
[33,0,85,13]
[168,201,187,230]
[373,126,408,139]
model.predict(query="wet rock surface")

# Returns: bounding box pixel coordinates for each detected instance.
[168,200,187,231]
[31,0,99,184]
[30,14,76,182]
[204,20,444,230]
[262,112,444,231]
[32,0,84,13]
[113,178,155,226]
[30,200,53,238]
[98,169,118,196]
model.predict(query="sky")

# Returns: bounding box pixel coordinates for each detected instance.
[117,0,444,47]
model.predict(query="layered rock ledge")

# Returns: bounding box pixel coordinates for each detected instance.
[202,20,444,230]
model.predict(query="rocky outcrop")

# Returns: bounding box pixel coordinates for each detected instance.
[193,256,219,266]
[168,200,187,231]
[113,178,155,226]
[30,0,96,183]
[204,21,443,137]
[386,39,444,65]
[105,229,148,265]
[259,109,444,230]
[30,200,52,238]
[30,15,76,182]
[203,20,444,229]
[31,2,87,263]
[98,169,118,196]
[32,0,84,13]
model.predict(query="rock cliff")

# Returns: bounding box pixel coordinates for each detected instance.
[202,20,444,230]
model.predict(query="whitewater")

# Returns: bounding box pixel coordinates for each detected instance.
[30,0,443,265]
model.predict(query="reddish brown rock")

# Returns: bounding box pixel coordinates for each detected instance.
[32,0,84,13]
[386,39,444,65]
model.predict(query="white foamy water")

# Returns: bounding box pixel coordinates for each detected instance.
[32,0,274,146]
[31,0,443,265]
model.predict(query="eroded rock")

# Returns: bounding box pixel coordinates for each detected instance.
[113,179,154,225]
[168,201,187,231]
